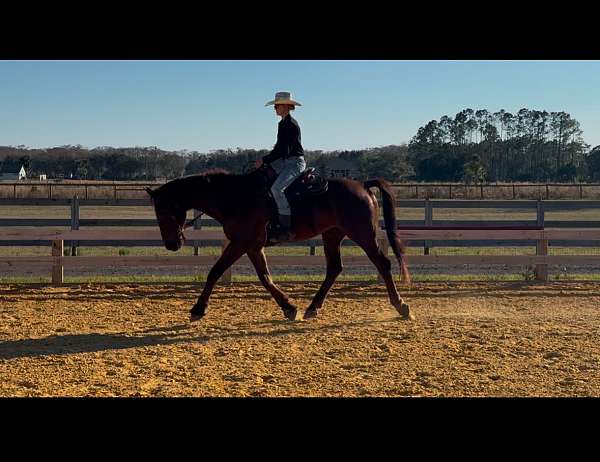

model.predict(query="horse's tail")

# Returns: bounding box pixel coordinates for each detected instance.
[363,178,411,284]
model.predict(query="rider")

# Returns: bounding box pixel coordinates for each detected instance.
[256,91,306,242]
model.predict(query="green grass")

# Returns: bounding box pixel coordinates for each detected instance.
[3,272,600,285]
[3,204,600,221]
[4,245,599,258]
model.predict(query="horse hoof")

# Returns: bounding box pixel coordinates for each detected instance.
[190,312,205,322]
[283,308,298,321]
[398,303,415,321]
[303,309,318,320]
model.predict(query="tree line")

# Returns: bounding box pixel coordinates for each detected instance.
[0,108,598,183]
[409,108,596,182]
[0,144,413,182]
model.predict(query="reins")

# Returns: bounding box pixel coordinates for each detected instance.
[183,212,203,230]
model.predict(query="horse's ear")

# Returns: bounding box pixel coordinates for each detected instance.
[145,187,155,198]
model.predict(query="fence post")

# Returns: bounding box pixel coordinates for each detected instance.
[513,184,516,199]
[535,233,549,282]
[70,196,79,256]
[309,240,316,256]
[449,184,452,199]
[535,202,547,282]
[580,184,583,199]
[52,239,64,285]
[221,238,232,283]
[536,199,545,227]
[193,209,202,256]
[424,198,433,255]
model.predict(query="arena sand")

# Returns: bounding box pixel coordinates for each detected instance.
[1,281,599,397]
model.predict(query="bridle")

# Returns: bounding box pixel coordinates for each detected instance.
[172,212,203,243]
[151,195,193,243]
[172,210,203,242]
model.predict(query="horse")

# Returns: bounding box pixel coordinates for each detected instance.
[145,165,414,322]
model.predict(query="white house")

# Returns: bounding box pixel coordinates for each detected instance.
[0,165,27,181]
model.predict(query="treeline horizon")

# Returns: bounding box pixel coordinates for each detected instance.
[410,108,599,182]
[1,107,599,183]
[0,144,413,182]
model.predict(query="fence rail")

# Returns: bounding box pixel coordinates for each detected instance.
[2,197,600,284]
[2,228,600,285]
[3,198,600,247]
[392,183,600,200]
[4,181,600,200]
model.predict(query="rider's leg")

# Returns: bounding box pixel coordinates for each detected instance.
[270,156,306,239]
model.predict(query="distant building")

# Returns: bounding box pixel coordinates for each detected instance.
[0,165,26,181]
[39,174,47,181]
[324,158,360,179]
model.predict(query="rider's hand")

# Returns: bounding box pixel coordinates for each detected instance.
[255,159,264,168]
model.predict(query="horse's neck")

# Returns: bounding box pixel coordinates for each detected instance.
[178,175,237,223]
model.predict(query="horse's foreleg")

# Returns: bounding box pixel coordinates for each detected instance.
[247,247,298,321]
[190,241,247,322]
[303,229,346,320]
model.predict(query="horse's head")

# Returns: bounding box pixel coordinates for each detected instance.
[146,187,186,251]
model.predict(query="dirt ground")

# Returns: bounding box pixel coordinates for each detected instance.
[1,281,599,397]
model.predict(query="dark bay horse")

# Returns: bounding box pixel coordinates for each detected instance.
[145,167,414,322]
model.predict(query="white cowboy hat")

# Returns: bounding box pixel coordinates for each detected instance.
[265,91,302,107]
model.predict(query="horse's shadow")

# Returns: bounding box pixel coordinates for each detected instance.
[0,317,399,361]
[0,328,191,361]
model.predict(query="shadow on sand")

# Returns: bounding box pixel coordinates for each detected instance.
[0,317,400,361]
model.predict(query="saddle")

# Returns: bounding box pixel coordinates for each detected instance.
[259,163,328,244]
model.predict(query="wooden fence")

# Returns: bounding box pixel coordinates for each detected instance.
[2,228,600,285]
[3,197,600,246]
[3,198,600,226]
[394,183,600,200]
[1,198,600,284]
[3,181,600,200]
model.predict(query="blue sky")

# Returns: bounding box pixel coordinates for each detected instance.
[1,60,599,152]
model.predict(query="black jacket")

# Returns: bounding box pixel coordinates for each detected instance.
[262,114,304,164]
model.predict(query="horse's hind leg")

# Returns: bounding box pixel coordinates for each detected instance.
[247,247,298,321]
[304,228,346,320]
[351,233,414,321]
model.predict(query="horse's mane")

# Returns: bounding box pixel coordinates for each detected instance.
[159,169,233,190]
[157,168,262,202]
[196,168,232,177]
